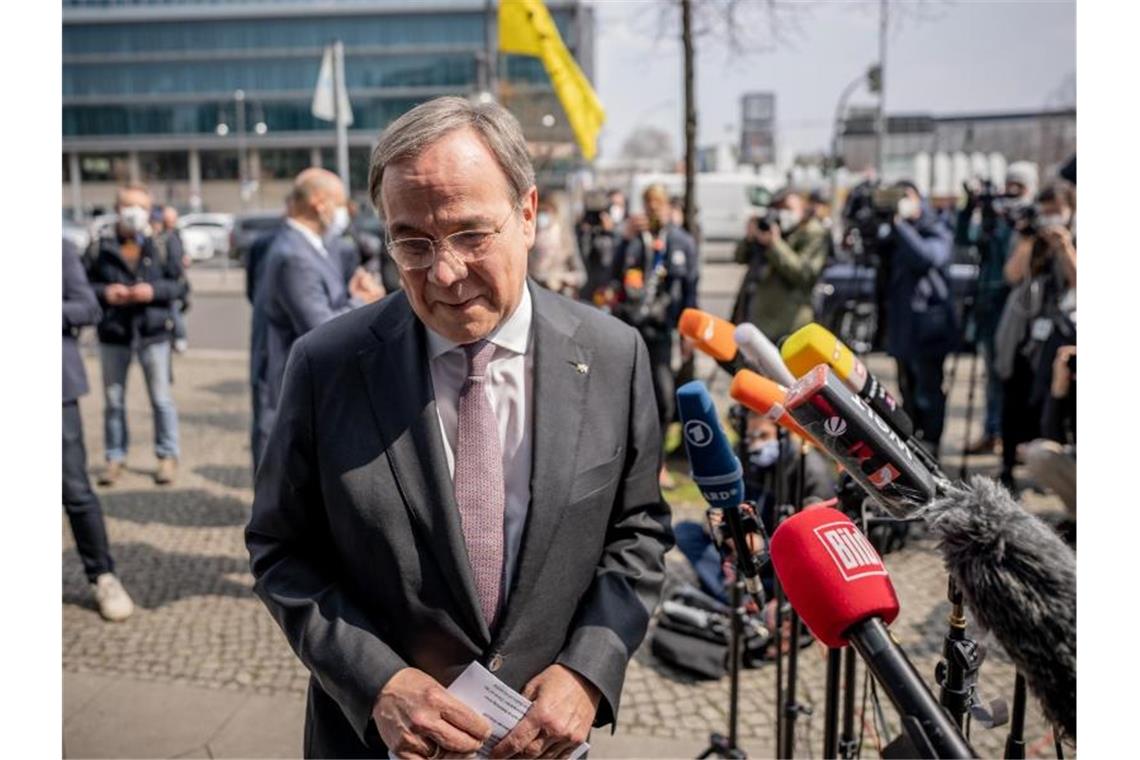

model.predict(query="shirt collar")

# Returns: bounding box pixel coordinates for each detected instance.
[285,217,327,257]
[426,283,532,361]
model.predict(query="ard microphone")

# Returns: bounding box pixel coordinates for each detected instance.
[677,308,747,375]
[783,365,941,518]
[675,381,761,596]
[733,323,796,387]
[919,477,1076,740]
[728,369,814,443]
[771,508,975,759]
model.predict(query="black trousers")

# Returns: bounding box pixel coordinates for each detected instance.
[1000,354,1042,478]
[644,333,675,450]
[896,354,948,457]
[63,400,114,582]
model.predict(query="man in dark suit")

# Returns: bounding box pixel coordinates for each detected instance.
[249,168,384,468]
[64,239,134,621]
[246,97,673,758]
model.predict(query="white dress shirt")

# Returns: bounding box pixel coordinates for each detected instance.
[425,286,534,604]
[285,217,328,258]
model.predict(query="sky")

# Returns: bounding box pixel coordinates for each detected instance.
[590,0,1076,166]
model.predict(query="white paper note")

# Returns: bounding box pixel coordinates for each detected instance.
[446,661,590,759]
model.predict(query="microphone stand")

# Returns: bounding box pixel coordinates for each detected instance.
[1002,673,1026,759]
[772,426,787,758]
[779,442,811,759]
[697,577,749,760]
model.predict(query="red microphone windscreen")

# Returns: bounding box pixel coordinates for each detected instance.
[769,507,900,648]
[678,308,738,363]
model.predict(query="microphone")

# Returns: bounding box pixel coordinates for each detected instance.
[732,323,796,386]
[781,322,915,439]
[729,368,814,443]
[771,507,975,758]
[675,380,762,597]
[677,308,748,375]
[783,365,941,518]
[918,477,1076,740]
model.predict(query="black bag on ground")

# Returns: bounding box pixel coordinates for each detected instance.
[649,583,769,679]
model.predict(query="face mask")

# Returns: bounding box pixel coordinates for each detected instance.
[325,205,350,237]
[777,208,802,233]
[537,212,551,230]
[608,204,625,224]
[1039,212,1071,229]
[897,197,920,221]
[747,439,780,470]
[119,205,149,235]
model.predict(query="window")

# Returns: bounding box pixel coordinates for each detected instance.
[79,153,130,183]
[201,150,239,181]
[259,148,311,180]
[140,151,190,181]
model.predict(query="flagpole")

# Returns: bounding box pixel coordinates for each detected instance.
[333,39,350,193]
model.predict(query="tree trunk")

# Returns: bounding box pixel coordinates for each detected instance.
[681,0,697,235]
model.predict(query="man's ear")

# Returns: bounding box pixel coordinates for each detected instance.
[519,185,539,249]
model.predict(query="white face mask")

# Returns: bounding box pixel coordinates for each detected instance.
[1039,211,1072,229]
[119,205,149,235]
[608,204,625,224]
[325,205,350,237]
[537,212,552,230]
[897,196,921,221]
[777,208,802,233]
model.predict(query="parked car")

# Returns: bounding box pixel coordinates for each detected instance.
[63,214,90,253]
[179,212,234,261]
[230,211,283,262]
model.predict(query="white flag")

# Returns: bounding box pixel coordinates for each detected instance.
[312,44,353,126]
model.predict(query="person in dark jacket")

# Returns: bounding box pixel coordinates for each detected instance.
[88,183,188,486]
[249,168,384,469]
[613,183,699,488]
[884,181,957,457]
[64,239,135,622]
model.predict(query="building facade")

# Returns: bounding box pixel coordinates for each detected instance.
[838,107,1076,185]
[62,0,595,216]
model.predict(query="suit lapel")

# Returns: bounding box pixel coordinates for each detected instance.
[356,295,490,645]
[496,283,592,639]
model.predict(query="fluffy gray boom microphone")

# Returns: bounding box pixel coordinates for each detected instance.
[918,476,1076,740]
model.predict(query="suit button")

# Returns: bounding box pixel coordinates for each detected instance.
[488,653,504,673]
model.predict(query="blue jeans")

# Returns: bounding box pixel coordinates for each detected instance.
[101,341,180,461]
[674,521,729,604]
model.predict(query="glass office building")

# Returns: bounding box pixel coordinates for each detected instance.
[63,0,596,215]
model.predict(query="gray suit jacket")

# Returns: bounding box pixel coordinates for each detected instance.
[246,282,673,758]
[63,239,102,403]
[250,225,355,467]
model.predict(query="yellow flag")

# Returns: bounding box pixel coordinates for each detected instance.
[499,0,605,160]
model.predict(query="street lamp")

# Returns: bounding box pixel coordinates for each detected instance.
[830,64,880,222]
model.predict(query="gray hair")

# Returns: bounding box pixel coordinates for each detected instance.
[368,96,536,210]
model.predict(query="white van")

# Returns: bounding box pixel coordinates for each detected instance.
[628,172,781,242]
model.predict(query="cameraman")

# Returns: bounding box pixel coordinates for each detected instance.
[732,189,829,341]
[615,183,699,487]
[994,181,1076,490]
[884,181,956,457]
[956,165,1036,455]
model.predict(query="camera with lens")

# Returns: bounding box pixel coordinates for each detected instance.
[580,189,611,229]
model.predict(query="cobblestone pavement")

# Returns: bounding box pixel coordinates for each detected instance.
[64,349,1074,758]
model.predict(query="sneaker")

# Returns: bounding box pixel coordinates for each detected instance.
[964,434,998,455]
[92,573,134,622]
[155,457,177,485]
[97,460,124,487]
[173,338,189,354]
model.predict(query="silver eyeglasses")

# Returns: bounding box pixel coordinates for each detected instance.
[385,205,518,271]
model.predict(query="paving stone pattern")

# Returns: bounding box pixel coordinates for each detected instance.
[64,352,1073,758]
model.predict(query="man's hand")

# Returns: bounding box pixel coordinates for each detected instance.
[104,283,131,305]
[756,224,778,247]
[349,268,386,304]
[129,283,155,304]
[374,668,491,760]
[490,664,600,759]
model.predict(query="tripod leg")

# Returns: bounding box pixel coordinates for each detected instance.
[823,648,841,758]
[840,647,858,758]
[1004,672,1027,759]
[728,582,743,751]
[959,344,981,481]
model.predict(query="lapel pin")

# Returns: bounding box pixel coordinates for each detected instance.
[569,360,589,375]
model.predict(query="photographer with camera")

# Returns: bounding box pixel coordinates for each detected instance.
[994,181,1076,491]
[956,164,1037,455]
[577,189,623,304]
[614,183,699,488]
[731,189,829,342]
[883,180,957,458]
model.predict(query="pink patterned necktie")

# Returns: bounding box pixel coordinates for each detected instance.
[454,340,506,629]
